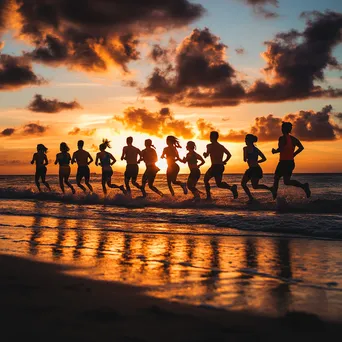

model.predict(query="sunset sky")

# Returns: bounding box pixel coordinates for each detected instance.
[1,0,342,175]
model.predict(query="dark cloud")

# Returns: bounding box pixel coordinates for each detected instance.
[23,123,48,135]
[238,0,279,19]
[14,0,204,72]
[0,0,9,34]
[68,127,96,136]
[0,159,27,166]
[235,48,245,55]
[149,44,170,64]
[28,94,82,113]
[0,54,44,90]
[247,11,342,103]
[114,107,193,138]
[0,128,15,136]
[142,28,246,107]
[197,105,342,142]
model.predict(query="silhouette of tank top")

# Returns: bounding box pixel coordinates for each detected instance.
[58,152,70,166]
[100,152,111,167]
[247,146,258,162]
[143,148,157,166]
[164,146,178,166]
[187,152,198,169]
[280,135,294,161]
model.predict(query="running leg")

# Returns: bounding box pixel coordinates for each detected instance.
[241,173,253,201]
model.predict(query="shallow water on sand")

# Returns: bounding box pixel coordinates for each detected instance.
[0,174,342,321]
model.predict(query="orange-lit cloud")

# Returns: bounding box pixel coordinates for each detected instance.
[114,107,194,139]
[28,94,82,113]
[197,105,342,142]
[0,123,48,138]
[68,127,97,136]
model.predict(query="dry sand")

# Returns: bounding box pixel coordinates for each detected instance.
[0,255,341,341]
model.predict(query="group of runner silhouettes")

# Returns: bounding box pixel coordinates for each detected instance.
[31,121,311,202]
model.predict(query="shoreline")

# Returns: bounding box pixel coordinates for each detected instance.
[1,254,341,341]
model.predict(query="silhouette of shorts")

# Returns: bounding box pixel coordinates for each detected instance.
[125,164,139,181]
[142,165,160,183]
[205,164,224,179]
[36,166,47,180]
[245,166,263,179]
[102,169,113,182]
[59,165,71,177]
[167,163,180,182]
[275,160,295,178]
[188,168,201,183]
[77,166,90,181]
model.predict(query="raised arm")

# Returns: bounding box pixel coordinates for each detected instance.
[87,152,93,165]
[257,148,267,163]
[293,137,304,158]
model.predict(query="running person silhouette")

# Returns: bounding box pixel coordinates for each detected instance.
[140,139,163,198]
[181,141,205,200]
[161,136,187,196]
[55,142,75,194]
[31,144,51,192]
[121,137,144,196]
[271,122,311,199]
[72,140,93,193]
[241,134,272,203]
[203,131,238,200]
[95,139,125,195]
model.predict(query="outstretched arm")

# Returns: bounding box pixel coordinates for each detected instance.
[293,138,304,158]
[257,149,267,163]
[87,153,93,165]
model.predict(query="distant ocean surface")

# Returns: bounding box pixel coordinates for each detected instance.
[1,173,342,320]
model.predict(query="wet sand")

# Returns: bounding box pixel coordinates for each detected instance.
[1,254,341,341]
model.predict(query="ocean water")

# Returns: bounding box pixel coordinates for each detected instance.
[0,173,342,321]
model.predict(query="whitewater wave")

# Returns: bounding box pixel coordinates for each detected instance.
[0,187,342,214]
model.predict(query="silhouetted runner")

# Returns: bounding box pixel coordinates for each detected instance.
[121,137,144,196]
[271,122,311,199]
[72,140,93,193]
[55,142,75,194]
[241,134,272,203]
[181,141,205,201]
[161,136,187,196]
[95,139,126,195]
[203,131,238,200]
[31,144,51,192]
[140,139,163,198]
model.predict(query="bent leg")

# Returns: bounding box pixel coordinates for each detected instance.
[59,175,65,193]
[35,173,41,192]
[251,178,272,192]
[76,174,86,192]
[241,174,253,200]
[203,171,212,199]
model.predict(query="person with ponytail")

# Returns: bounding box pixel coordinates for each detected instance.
[241,134,272,203]
[95,139,126,195]
[161,135,187,196]
[140,139,163,197]
[181,141,205,200]
[55,142,75,194]
[31,144,51,192]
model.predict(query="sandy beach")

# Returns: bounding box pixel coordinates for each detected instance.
[1,254,342,341]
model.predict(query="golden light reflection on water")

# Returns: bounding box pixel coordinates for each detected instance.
[1,203,342,320]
